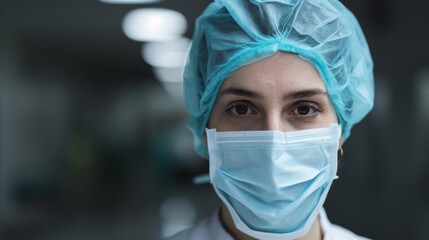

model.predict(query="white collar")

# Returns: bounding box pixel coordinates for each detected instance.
[212,208,333,240]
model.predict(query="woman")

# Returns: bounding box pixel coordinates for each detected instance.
[168,0,374,239]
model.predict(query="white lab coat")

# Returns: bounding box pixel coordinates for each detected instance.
[165,208,370,240]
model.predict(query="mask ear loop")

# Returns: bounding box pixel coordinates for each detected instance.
[335,147,344,180]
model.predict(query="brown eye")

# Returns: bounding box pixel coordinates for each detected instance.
[235,105,249,115]
[291,103,320,117]
[297,106,311,115]
[227,103,255,116]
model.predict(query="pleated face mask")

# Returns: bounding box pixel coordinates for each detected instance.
[206,124,341,240]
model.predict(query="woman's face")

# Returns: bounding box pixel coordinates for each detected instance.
[208,52,338,132]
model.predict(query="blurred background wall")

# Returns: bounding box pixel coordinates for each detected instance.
[0,0,428,239]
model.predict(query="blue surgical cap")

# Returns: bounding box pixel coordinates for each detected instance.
[183,0,374,158]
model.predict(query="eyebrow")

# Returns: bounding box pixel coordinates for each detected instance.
[218,87,327,101]
[283,88,327,101]
[219,87,263,99]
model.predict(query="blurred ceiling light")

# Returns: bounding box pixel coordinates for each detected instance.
[142,38,191,69]
[159,82,184,102]
[100,0,161,3]
[122,8,187,42]
[153,67,183,83]
[153,67,185,102]
[99,0,161,3]
[153,67,185,101]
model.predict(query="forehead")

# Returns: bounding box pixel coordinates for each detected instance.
[221,52,326,92]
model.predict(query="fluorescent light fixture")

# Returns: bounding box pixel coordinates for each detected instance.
[142,38,191,68]
[152,66,185,100]
[160,82,184,101]
[153,67,183,83]
[154,68,184,100]
[100,0,161,3]
[122,8,187,42]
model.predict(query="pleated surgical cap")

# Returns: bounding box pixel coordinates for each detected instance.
[183,0,374,158]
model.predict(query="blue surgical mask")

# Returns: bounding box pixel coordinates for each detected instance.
[206,124,341,240]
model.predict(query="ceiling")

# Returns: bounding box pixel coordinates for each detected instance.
[1,0,212,83]
[2,0,429,85]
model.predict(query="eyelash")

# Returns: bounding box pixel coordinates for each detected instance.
[226,101,322,117]
[226,102,256,116]
[289,101,322,117]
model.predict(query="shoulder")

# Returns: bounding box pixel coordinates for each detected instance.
[163,210,233,240]
[320,209,371,240]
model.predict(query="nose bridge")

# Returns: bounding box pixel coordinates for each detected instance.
[263,108,297,132]
[264,110,283,131]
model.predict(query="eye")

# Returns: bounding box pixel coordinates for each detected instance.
[291,103,320,116]
[227,104,255,116]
